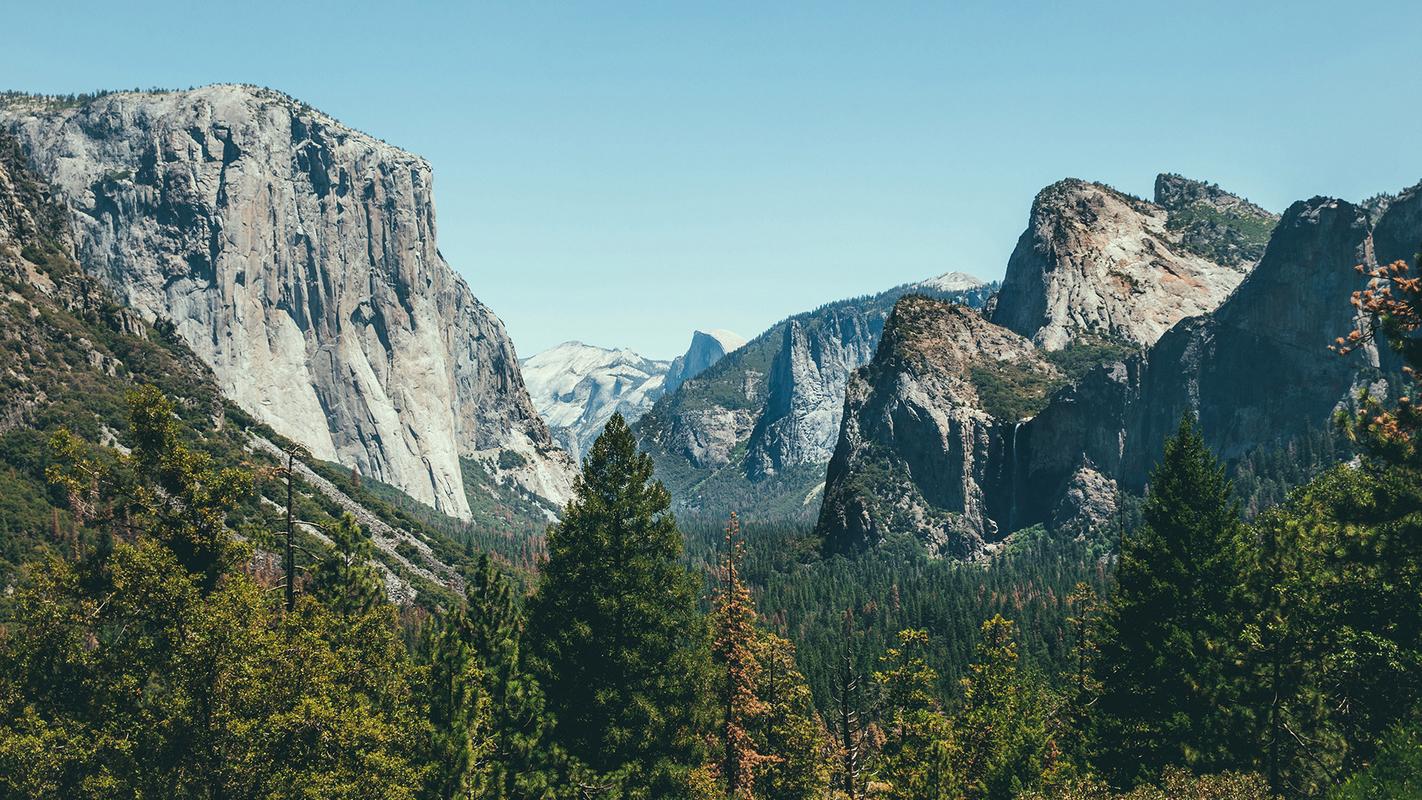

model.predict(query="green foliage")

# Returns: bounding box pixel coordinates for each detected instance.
[1022,767,1279,799]
[970,337,1136,422]
[1092,414,1246,784]
[970,361,1063,422]
[1330,725,1422,800]
[1043,337,1138,385]
[873,628,957,799]
[423,605,496,800]
[951,617,1062,800]
[1231,460,1422,794]
[462,554,564,800]
[750,632,832,800]
[311,512,386,617]
[1165,201,1278,267]
[0,540,427,798]
[526,413,713,795]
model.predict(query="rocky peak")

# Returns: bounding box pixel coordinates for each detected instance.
[816,295,1056,558]
[1153,173,1271,217]
[1,85,574,520]
[663,328,746,394]
[991,177,1253,351]
[913,271,985,293]
[873,296,1051,396]
[638,273,995,516]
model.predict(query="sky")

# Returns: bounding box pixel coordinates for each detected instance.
[5,2,1422,360]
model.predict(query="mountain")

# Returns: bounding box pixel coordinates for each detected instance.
[0,128,493,599]
[636,272,994,518]
[912,270,984,293]
[0,85,574,521]
[816,177,1419,556]
[990,177,1276,351]
[663,328,746,394]
[521,341,670,460]
[817,296,1058,558]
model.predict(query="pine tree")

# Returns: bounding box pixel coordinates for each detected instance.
[424,606,495,800]
[1091,413,1245,785]
[464,554,560,799]
[124,385,251,592]
[953,616,1056,800]
[751,633,832,800]
[311,512,385,618]
[1236,504,1341,796]
[711,512,777,798]
[874,628,957,800]
[1061,582,1101,770]
[525,413,712,794]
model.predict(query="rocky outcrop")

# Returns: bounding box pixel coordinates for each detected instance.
[819,181,1419,555]
[744,309,883,478]
[1,86,574,520]
[636,274,994,517]
[1013,193,1385,532]
[521,341,670,460]
[991,178,1264,351]
[663,329,746,395]
[817,296,1057,558]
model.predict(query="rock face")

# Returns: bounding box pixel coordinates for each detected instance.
[1012,193,1389,532]
[817,179,1420,556]
[817,296,1057,558]
[521,341,670,460]
[1,86,573,520]
[744,309,885,479]
[991,178,1271,351]
[1,130,193,434]
[637,273,993,517]
[663,329,746,395]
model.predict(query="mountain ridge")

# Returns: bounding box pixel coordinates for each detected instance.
[815,177,1420,556]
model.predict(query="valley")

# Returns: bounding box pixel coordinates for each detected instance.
[1,80,1419,800]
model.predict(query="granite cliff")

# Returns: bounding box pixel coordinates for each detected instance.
[0,86,574,520]
[991,177,1274,351]
[817,177,1418,557]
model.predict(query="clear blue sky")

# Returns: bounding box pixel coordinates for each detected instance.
[6,2,1421,359]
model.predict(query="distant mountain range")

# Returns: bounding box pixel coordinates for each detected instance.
[521,329,746,461]
[634,272,995,519]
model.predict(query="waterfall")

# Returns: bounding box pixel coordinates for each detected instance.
[1008,420,1023,533]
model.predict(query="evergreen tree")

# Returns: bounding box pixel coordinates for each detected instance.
[873,628,957,800]
[1092,414,1245,785]
[1235,503,1342,796]
[525,413,712,796]
[464,554,560,800]
[711,512,776,798]
[952,616,1057,800]
[424,606,496,800]
[124,384,251,592]
[310,512,385,618]
[751,633,832,800]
